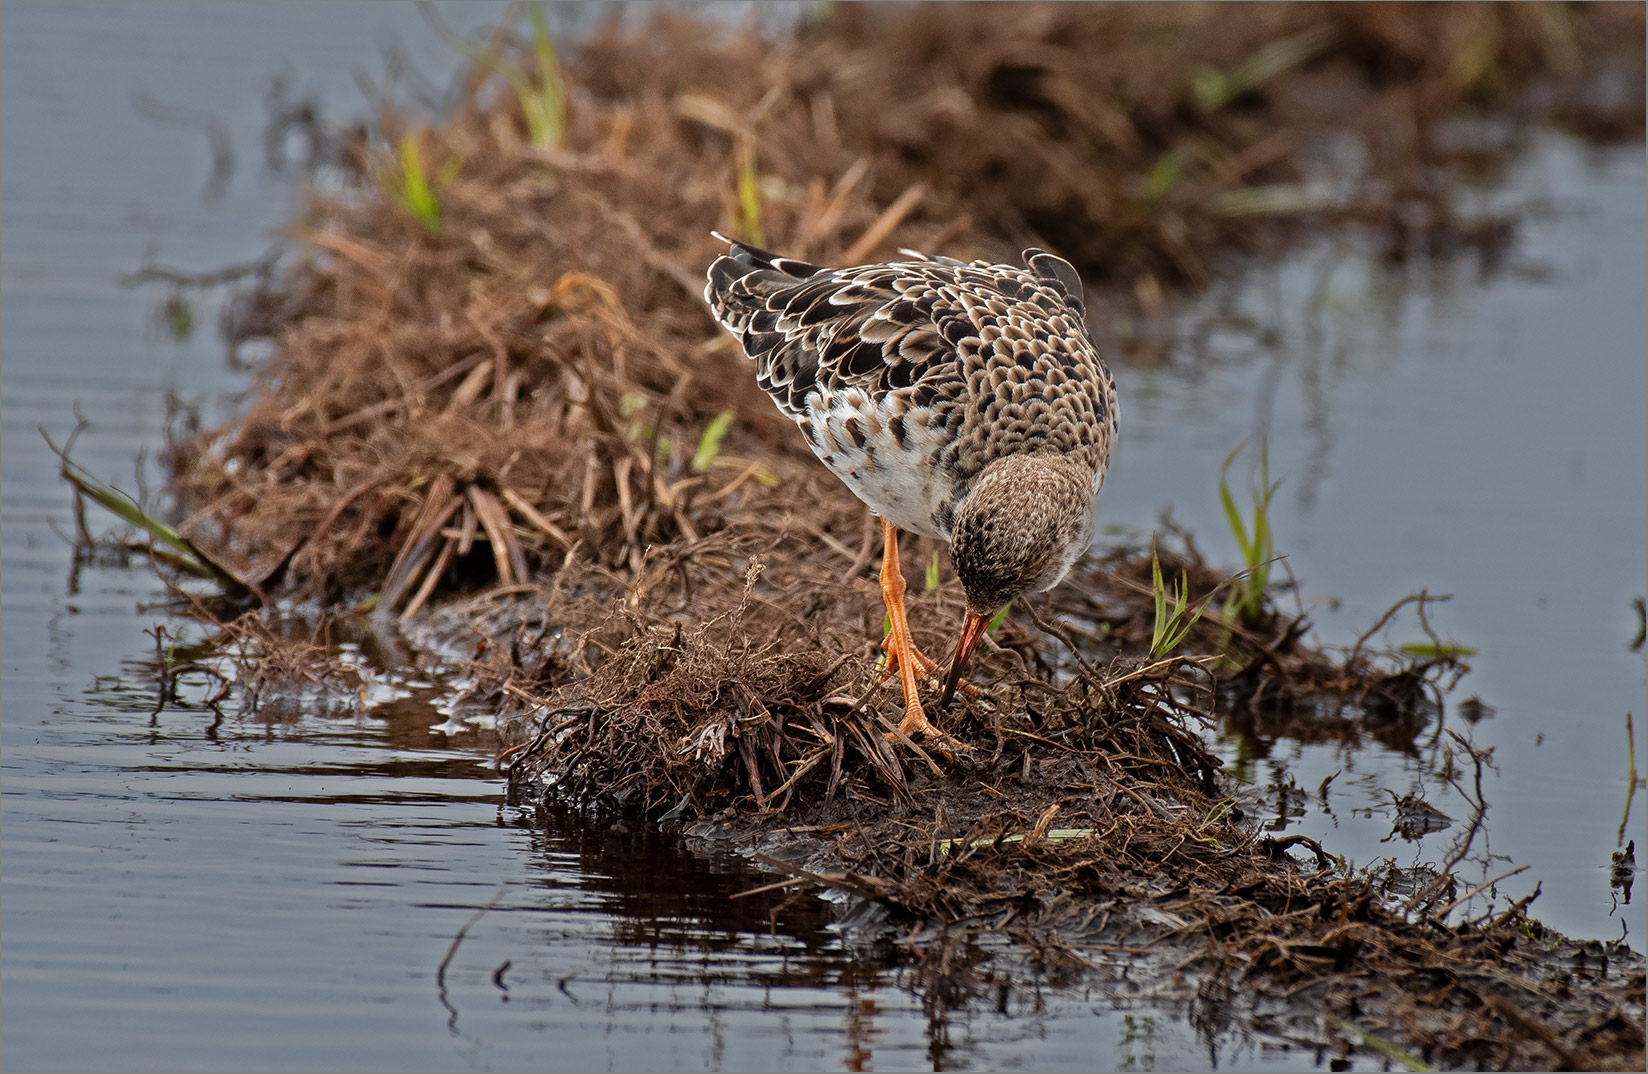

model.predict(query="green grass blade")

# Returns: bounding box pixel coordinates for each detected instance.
[1398,642,1477,659]
[1140,148,1183,203]
[736,137,765,246]
[390,133,443,236]
[1217,440,1285,625]
[527,3,565,149]
[1226,25,1337,98]
[1219,442,1253,561]
[399,134,430,210]
[692,410,737,471]
[1322,1014,1436,1072]
[1151,542,1170,655]
[43,429,250,598]
[1249,445,1278,593]
[1196,25,1338,111]
[1151,538,1210,657]
[1166,572,1203,652]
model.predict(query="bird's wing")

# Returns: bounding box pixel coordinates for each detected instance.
[705,239,1089,423]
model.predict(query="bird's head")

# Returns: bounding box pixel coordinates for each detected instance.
[941,455,1096,703]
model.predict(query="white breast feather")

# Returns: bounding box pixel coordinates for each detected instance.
[803,389,950,539]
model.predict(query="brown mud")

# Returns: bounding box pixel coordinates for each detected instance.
[123,3,1647,1069]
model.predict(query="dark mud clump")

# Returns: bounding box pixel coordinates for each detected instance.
[136,3,1648,1070]
[462,520,1637,1073]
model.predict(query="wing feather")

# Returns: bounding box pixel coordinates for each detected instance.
[705,238,1112,497]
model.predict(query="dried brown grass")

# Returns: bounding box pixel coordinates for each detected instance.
[146,5,1646,1068]
[165,1,1643,613]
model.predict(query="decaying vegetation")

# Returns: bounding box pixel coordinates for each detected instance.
[86,2,1648,1069]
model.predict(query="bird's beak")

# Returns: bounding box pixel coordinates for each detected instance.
[941,608,991,707]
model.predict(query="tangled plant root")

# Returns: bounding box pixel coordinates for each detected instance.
[439,522,1638,1073]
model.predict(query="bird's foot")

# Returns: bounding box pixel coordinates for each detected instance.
[890,704,942,740]
[878,634,980,698]
[878,633,938,680]
[875,518,973,748]
[879,629,945,739]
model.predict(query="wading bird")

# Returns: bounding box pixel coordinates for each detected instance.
[705,237,1117,738]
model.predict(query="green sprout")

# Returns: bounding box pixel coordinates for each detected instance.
[43,428,250,599]
[692,410,736,471]
[1190,24,1338,112]
[924,551,941,591]
[735,136,765,246]
[429,1,565,148]
[1218,440,1280,627]
[1149,537,1211,658]
[522,3,567,148]
[382,132,460,237]
[1139,147,1184,204]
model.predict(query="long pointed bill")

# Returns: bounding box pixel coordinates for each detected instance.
[941,609,991,708]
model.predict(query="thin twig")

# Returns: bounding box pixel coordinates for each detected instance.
[435,886,507,1029]
[1433,863,1530,919]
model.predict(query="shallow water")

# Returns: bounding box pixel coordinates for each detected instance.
[2,3,1642,1071]
[1101,134,1648,950]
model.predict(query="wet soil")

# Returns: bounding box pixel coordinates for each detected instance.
[99,3,1648,1069]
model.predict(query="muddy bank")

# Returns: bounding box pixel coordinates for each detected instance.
[102,3,1648,1069]
[422,517,1637,1072]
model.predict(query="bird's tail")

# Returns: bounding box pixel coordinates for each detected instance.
[703,233,824,337]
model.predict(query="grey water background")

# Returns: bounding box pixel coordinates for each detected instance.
[1,3,1642,1071]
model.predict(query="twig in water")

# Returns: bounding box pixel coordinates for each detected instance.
[1621,712,1643,846]
[730,874,815,900]
[1433,863,1529,919]
[436,886,507,1031]
[1405,728,1494,918]
[1347,589,1449,670]
[133,91,235,202]
[1323,1013,1436,1072]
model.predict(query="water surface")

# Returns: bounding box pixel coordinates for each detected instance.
[3,3,1642,1070]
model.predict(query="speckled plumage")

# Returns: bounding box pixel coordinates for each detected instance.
[705,236,1119,733]
[706,238,1115,552]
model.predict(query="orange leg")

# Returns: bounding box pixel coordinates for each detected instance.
[877,519,941,738]
[874,601,982,701]
[877,621,948,683]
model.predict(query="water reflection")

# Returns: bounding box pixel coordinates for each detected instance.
[1100,136,1645,947]
[531,803,848,970]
